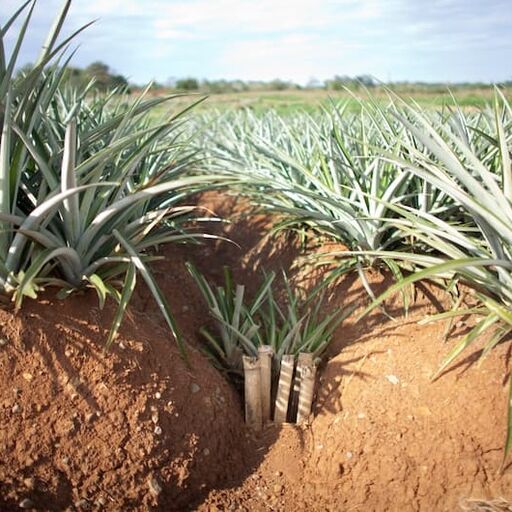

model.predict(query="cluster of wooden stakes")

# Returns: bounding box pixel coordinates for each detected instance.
[243,347,317,430]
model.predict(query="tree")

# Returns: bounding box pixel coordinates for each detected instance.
[85,61,111,90]
[84,61,128,92]
[176,77,199,91]
[175,78,199,91]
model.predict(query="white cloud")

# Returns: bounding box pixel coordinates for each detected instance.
[153,0,389,39]
[1,0,511,84]
[220,34,361,83]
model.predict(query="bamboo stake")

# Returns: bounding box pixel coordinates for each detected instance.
[297,360,317,423]
[243,356,262,431]
[274,354,295,424]
[258,345,273,423]
[288,352,313,422]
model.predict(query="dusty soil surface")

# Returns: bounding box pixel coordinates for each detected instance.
[1,190,511,511]
[0,291,246,511]
[190,192,512,511]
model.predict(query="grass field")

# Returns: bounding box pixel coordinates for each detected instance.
[148,86,512,116]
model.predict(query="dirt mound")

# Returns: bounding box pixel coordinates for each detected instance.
[0,292,245,511]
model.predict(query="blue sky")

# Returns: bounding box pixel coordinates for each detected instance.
[2,0,512,85]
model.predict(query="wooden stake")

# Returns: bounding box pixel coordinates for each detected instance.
[243,356,262,431]
[288,352,313,422]
[258,345,273,423]
[274,354,295,423]
[297,360,317,423]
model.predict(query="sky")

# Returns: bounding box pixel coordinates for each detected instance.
[1,0,512,85]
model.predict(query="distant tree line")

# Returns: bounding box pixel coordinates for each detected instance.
[15,60,511,95]
[158,77,301,93]
[16,61,129,92]
[152,75,510,95]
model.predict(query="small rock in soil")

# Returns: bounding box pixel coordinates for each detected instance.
[154,426,162,435]
[148,474,162,496]
[23,477,35,489]
[19,498,34,509]
[12,404,20,414]
[273,484,284,494]
[96,497,106,506]
[191,383,200,394]
[386,374,400,385]
[75,498,90,509]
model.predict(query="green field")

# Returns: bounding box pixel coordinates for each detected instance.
[147,86,511,116]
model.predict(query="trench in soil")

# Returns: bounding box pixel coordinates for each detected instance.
[0,190,511,511]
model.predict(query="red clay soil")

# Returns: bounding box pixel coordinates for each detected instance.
[0,291,246,511]
[191,192,512,511]
[1,190,512,511]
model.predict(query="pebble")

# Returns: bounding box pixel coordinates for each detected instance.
[148,475,162,496]
[154,426,162,435]
[22,372,33,382]
[19,498,34,509]
[385,374,400,385]
[203,448,210,456]
[96,497,106,507]
[273,484,284,494]
[0,338,7,346]
[190,383,200,394]
[12,404,20,414]
[23,477,35,490]
[151,413,159,424]
[155,392,161,399]
[75,498,89,509]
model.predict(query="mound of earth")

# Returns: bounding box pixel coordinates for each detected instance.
[0,291,245,511]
